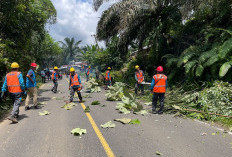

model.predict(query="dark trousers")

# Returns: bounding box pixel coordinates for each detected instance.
[135,82,144,95]
[10,93,21,116]
[52,80,58,92]
[70,87,82,102]
[86,74,89,81]
[42,76,46,83]
[152,93,165,113]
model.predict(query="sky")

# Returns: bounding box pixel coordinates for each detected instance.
[47,0,114,47]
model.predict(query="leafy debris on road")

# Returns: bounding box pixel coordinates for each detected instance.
[156,151,163,156]
[52,97,56,99]
[38,102,47,105]
[105,82,125,101]
[114,118,131,124]
[144,102,152,106]
[134,110,149,116]
[82,94,92,98]
[130,119,141,125]
[119,107,130,114]
[61,102,77,110]
[84,106,90,113]
[71,128,87,136]
[39,110,50,116]
[85,78,101,93]
[101,121,116,128]
[201,132,207,136]
[91,101,100,105]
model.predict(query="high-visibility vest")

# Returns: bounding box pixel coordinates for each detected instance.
[136,70,144,83]
[70,74,80,86]
[6,71,22,93]
[105,70,111,80]
[152,74,167,93]
[87,68,90,75]
[52,71,58,80]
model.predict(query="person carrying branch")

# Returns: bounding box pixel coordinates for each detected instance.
[1,62,25,123]
[150,66,168,114]
[135,65,144,95]
[69,67,82,103]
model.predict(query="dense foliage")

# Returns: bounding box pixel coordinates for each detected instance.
[93,0,232,84]
[0,0,59,78]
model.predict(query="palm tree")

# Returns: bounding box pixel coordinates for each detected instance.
[60,37,82,63]
[94,0,209,57]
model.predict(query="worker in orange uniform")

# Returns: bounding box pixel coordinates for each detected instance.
[105,67,112,89]
[135,65,144,95]
[1,62,25,123]
[150,66,167,114]
[86,66,91,81]
[51,66,59,93]
[69,67,82,102]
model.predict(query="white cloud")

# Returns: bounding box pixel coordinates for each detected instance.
[47,0,114,47]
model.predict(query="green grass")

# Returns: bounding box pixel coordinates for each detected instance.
[91,101,100,105]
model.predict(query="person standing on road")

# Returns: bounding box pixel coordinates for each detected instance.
[95,69,99,80]
[105,67,112,89]
[51,66,59,93]
[86,66,91,81]
[1,62,25,123]
[69,68,82,103]
[150,66,168,114]
[25,62,38,110]
[41,70,46,83]
[135,65,144,95]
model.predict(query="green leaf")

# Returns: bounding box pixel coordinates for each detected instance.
[84,106,90,113]
[195,65,204,77]
[204,54,219,67]
[184,60,198,73]
[219,61,232,77]
[116,103,125,110]
[71,128,87,136]
[144,102,152,106]
[172,105,182,110]
[101,121,116,128]
[122,96,130,104]
[199,48,217,63]
[130,119,141,125]
[61,102,77,110]
[114,118,131,124]
[156,151,163,156]
[134,110,148,116]
[119,107,130,114]
[91,101,100,105]
[219,38,232,59]
[39,110,50,116]
[38,102,47,105]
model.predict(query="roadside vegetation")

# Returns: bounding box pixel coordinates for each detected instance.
[0,0,231,128]
[81,0,232,128]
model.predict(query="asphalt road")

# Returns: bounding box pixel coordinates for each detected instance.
[0,78,232,157]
